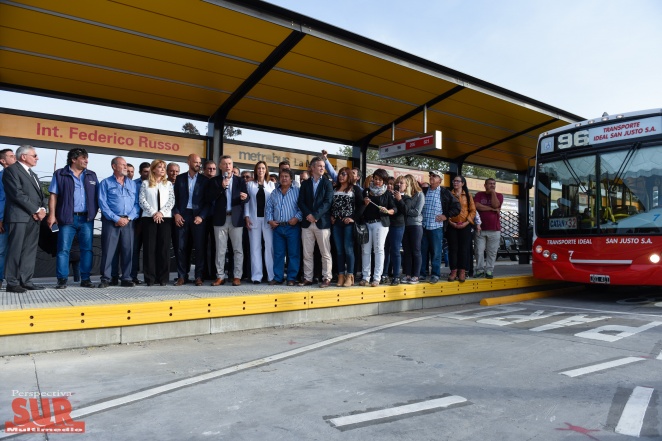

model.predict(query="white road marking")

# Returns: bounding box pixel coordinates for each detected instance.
[523,302,662,319]
[615,386,654,437]
[0,314,441,439]
[575,322,662,342]
[328,396,467,428]
[560,357,646,377]
[657,350,662,360]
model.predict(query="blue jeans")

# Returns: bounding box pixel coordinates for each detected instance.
[0,229,6,281]
[383,226,404,278]
[420,227,443,278]
[332,222,355,275]
[273,224,301,282]
[56,216,94,280]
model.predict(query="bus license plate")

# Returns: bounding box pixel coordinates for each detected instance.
[590,274,610,284]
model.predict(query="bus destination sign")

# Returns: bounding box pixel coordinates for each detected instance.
[541,116,661,153]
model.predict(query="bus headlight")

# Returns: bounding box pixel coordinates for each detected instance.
[650,254,661,264]
[542,250,550,258]
[550,253,558,261]
[535,245,543,253]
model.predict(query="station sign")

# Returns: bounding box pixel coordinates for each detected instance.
[378,131,441,159]
[0,111,206,158]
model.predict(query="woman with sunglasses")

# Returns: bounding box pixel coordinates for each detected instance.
[446,175,476,282]
[330,167,362,287]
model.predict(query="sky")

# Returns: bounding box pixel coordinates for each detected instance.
[1,0,661,178]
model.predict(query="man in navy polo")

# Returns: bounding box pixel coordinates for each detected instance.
[47,148,99,289]
[97,156,139,288]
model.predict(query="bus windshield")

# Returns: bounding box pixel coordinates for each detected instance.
[535,142,662,236]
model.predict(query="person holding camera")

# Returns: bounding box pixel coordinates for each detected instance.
[355,169,395,287]
[383,176,406,285]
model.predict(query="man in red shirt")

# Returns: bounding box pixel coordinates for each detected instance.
[474,178,503,279]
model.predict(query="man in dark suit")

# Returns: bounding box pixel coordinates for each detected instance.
[297,156,334,287]
[172,154,209,286]
[207,155,249,286]
[2,145,47,292]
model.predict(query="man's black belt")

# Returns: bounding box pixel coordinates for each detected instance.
[278,222,289,226]
[74,212,87,216]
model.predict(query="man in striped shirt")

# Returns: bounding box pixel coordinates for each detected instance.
[266,169,302,286]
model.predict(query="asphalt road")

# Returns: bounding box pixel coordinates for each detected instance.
[1,288,661,440]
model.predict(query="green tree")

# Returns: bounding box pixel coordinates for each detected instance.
[181,122,200,135]
[224,126,242,139]
[338,146,448,172]
[181,122,242,139]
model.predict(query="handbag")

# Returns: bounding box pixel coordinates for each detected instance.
[353,222,369,245]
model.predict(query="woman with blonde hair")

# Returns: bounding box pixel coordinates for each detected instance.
[244,160,276,284]
[139,159,175,286]
[399,174,425,284]
[446,175,476,282]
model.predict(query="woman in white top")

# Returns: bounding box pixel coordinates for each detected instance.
[244,161,275,283]
[139,159,175,286]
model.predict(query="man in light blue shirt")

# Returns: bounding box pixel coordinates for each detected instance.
[266,169,302,286]
[97,157,139,288]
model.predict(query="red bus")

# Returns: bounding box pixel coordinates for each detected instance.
[533,108,662,285]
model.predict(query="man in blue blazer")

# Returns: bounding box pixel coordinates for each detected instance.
[207,155,249,286]
[172,154,209,286]
[297,156,334,287]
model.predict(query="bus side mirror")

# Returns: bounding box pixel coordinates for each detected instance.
[525,166,535,190]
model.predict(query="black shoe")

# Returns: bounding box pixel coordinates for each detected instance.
[390,278,400,286]
[98,281,110,289]
[6,284,26,293]
[22,284,44,290]
[55,278,67,289]
[80,280,94,288]
[109,277,119,286]
[159,282,166,286]
[252,280,261,285]
[121,280,135,287]
[132,278,143,285]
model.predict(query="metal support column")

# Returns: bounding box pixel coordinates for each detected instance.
[517,170,531,264]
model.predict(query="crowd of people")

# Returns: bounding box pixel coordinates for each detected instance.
[0,145,504,293]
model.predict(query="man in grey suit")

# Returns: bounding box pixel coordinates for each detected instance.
[3,145,47,293]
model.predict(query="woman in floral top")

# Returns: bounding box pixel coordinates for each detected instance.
[331,167,362,287]
[446,175,476,282]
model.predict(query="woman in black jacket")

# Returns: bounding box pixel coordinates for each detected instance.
[356,169,395,287]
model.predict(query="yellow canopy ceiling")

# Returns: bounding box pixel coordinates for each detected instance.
[0,0,583,171]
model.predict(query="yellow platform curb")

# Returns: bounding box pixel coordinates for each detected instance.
[480,285,583,306]
[0,276,554,337]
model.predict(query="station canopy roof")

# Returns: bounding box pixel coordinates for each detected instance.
[0,0,584,172]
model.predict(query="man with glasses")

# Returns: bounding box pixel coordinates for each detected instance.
[0,148,16,290]
[202,160,218,280]
[3,145,47,292]
[47,148,99,289]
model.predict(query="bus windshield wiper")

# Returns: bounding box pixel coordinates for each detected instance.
[560,154,588,193]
